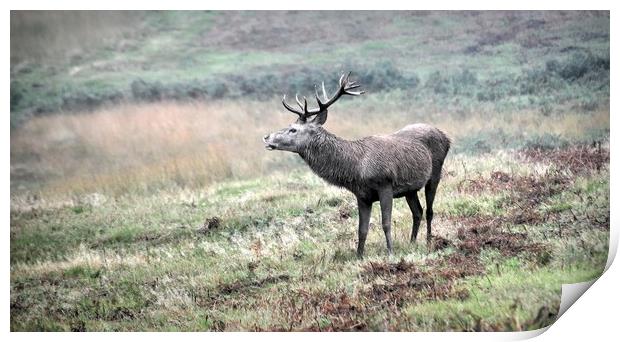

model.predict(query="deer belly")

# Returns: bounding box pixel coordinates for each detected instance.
[391,159,432,193]
[392,181,426,197]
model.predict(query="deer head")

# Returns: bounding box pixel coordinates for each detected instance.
[263,72,364,153]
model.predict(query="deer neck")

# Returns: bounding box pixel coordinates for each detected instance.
[299,128,361,189]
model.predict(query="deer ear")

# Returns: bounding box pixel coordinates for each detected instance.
[311,110,328,125]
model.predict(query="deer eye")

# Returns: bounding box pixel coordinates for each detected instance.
[289,128,297,133]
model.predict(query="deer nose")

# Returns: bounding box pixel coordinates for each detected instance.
[263,134,270,142]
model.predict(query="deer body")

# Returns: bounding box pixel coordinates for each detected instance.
[300,127,435,202]
[264,73,450,258]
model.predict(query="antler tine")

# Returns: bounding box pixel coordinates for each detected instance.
[344,71,353,86]
[295,94,304,111]
[284,71,363,118]
[282,94,303,115]
[282,94,320,120]
[321,82,328,102]
[344,83,363,95]
[318,71,365,109]
[314,84,321,106]
[345,90,365,96]
[314,82,330,110]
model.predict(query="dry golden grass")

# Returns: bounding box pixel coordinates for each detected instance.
[12,101,268,195]
[10,99,609,197]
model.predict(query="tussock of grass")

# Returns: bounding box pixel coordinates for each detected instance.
[11,151,609,331]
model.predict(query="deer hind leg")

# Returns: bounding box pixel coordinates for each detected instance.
[378,185,394,255]
[424,179,440,245]
[356,197,372,259]
[406,191,423,242]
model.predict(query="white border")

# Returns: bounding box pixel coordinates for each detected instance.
[4,1,616,340]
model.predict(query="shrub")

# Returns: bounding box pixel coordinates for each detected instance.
[425,69,478,96]
[130,79,164,101]
[541,52,609,86]
[425,71,450,94]
[9,52,609,125]
[10,81,24,111]
[557,52,609,81]
[203,79,229,98]
[358,61,415,91]
[61,89,123,111]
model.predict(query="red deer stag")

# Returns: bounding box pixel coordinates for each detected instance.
[263,72,450,258]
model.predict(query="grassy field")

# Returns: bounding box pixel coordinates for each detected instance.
[10,147,610,331]
[10,11,609,331]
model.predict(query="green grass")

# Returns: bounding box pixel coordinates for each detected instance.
[10,151,609,331]
[404,259,601,331]
[444,194,508,217]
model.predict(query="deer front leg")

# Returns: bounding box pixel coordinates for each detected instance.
[356,197,372,259]
[378,185,394,255]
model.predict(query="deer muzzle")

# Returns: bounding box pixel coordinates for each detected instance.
[263,134,276,150]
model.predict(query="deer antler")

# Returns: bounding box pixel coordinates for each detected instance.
[282,72,364,121]
[315,72,364,111]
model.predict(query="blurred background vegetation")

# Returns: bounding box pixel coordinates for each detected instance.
[10,10,609,197]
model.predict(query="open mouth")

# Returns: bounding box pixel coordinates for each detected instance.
[263,136,276,150]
